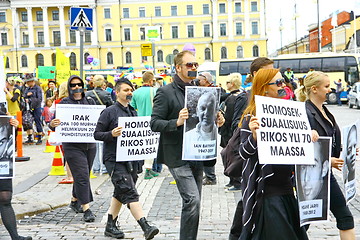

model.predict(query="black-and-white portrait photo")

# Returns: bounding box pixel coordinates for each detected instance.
[296,137,331,226]
[342,122,359,203]
[0,116,15,179]
[182,87,220,160]
[0,102,7,114]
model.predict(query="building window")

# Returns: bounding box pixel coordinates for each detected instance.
[84,52,90,65]
[172,26,178,39]
[1,33,7,45]
[171,6,177,16]
[37,32,44,44]
[155,6,161,17]
[124,28,130,41]
[187,25,194,38]
[219,3,226,13]
[105,29,112,41]
[104,8,111,19]
[251,1,258,12]
[70,52,76,70]
[140,27,145,40]
[203,4,209,14]
[21,55,28,67]
[159,26,163,39]
[252,45,259,57]
[0,12,5,22]
[70,30,76,43]
[36,11,43,21]
[107,52,114,64]
[235,2,241,12]
[52,10,59,20]
[221,47,227,59]
[205,48,211,60]
[157,50,163,62]
[220,23,227,36]
[187,5,193,15]
[235,22,243,35]
[5,57,9,68]
[21,12,27,22]
[52,53,56,66]
[139,7,145,18]
[203,24,210,37]
[123,8,129,18]
[36,54,44,67]
[53,31,61,46]
[237,46,243,58]
[125,51,132,64]
[251,22,258,35]
[85,32,91,42]
[22,33,29,45]
[173,49,179,55]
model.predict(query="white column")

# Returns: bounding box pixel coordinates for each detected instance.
[42,7,50,47]
[26,7,35,48]
[259,0,265,38]
[11,8,19,49]
[227,0,234,40]
[90,5,98,45]
[211,0,218,40]
[59,6,66,47]
[244,0,250,38]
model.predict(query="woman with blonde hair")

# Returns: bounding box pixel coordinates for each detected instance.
[4,78,21,117]
[238,68,308,240]
[297,71,355,240]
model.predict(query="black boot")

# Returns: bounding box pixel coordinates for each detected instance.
[104,214,124,239]
[137,217,159,240]
[24,135,34,145]
[18,236,32,240]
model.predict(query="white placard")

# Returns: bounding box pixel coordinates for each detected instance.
[255,95,314,165]
[116,116,160,161]
[55,104,105,143]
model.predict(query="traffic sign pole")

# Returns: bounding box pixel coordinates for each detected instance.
[152,41,156,74]
[79,27,84,79]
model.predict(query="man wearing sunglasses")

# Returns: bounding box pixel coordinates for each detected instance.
[151,50,222,240]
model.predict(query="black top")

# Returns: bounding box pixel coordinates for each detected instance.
[94,101,137,163]
[264,165,294,197]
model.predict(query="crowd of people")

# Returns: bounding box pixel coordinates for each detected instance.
[1,50,358,240]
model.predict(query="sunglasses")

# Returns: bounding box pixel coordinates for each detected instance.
[182,62,199,68]
[268,78,285,87]
[70,83,82,88]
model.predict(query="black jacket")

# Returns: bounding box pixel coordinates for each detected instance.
[94,101,137,163]
[305,100,341,157]
[85,87,114,107]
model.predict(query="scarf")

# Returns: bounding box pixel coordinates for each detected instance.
[173,74,193,94]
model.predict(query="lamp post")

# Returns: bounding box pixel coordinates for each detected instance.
[279,18,284,55]
[293,2,299,54]
[317,0,321,52]
[3,23,20,76]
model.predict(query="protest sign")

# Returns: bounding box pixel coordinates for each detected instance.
[116,116,160,161]
[55,104,105,143]
[0,116,15,179]
[38,66,56,79]
[296,137,331,226]
[255,95,314,164]
[341,120,360,204]
[182,86,220,160]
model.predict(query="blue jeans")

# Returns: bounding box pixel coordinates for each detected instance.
[336,92,342,105]
[203,166,216,181]
[33,107,43,133]
[169,162,203,240]
[92,142,106,173]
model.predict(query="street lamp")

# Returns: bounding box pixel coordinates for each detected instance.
[293,2,299,54]
[279,18,284,55]
[2,23,22,76]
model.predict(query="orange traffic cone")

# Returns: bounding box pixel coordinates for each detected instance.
[48,145,66,176]
[15,111,30,162]
[43,130,55,153]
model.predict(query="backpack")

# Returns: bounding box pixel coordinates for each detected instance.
[220,127,243,178]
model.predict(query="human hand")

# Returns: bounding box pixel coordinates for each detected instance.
[311,130,319,142]
[331,157,344,171]
[112,126,122,137]
[27,92,33,96]
[9,118,19,128]
[50,118,61,128]
[216,111,225,127]
[249,116,259,140]
[4,87,9,93]
[176,108,189,127]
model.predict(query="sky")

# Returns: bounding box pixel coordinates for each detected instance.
[265,0,360,54]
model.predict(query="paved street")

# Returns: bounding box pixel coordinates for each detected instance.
[0,105,359,239]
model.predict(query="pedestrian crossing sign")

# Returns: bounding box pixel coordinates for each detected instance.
[70,7,93,31]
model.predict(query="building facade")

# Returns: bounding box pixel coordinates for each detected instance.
[0,0,267,75]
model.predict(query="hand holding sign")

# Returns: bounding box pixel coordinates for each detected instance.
[176,108,189,127]
[250,116,259,141]
[50,118,61,128]
[112,126,122,137]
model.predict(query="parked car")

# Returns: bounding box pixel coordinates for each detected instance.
[348,82,360,109]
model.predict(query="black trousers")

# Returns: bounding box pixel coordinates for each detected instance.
[63,143,96,205]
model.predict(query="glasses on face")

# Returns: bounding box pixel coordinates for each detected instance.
[182,62,199,69]
[267,78,285,87]
[70,83,82,88]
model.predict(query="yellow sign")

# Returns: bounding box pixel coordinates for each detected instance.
[141,43,153,57]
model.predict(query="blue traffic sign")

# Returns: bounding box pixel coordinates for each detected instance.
[70,8,93,31]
